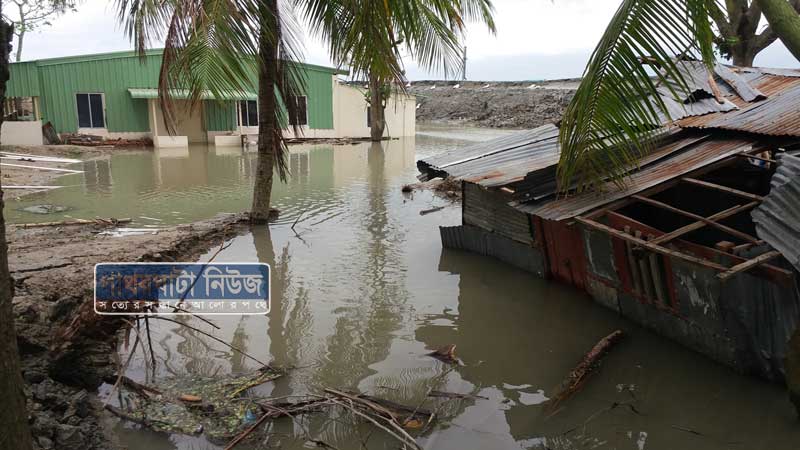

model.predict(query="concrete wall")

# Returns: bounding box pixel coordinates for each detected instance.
[1,120,44,146]
[333,82,415,138]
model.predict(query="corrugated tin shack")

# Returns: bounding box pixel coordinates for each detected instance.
[418,63,800,382]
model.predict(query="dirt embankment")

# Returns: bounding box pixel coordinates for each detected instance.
[409,79,578,129]
[10,209,251,449]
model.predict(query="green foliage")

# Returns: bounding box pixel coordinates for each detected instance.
[115,0,306,181]
[557,0,716,193]
[298,0,496,85]
[3,0,77,60]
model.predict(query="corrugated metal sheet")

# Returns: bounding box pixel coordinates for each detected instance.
[678,82,800,137]
[713,63,766,102]
[420,124,558,172]
[8,50,337,134]
[204,100,237,132]
[7,61,40,97]
[518,137,758,221]
[451,129,560,187]
[677,71,800,136]
[439,224,546,276]
[463,182,533,244]
[738,67,800,78]
[752,153,800,272]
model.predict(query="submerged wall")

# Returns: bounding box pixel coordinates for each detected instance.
[451,183,800,382]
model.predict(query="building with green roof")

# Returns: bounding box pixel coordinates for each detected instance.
[5,49,415,147]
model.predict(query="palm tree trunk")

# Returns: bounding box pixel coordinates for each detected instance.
[368,72,385,142]
[0,16,33,450]
[757,0,800,61]
[250,0,280,223]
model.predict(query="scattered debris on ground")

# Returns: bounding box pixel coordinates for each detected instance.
[410,80,577,129]
[61,133,153,148]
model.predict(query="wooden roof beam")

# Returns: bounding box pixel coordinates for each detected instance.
[631,195,760,244]
[649,201,760,246]
[576,217,728,272]
[682,177,764,202]
[717,250,782,281]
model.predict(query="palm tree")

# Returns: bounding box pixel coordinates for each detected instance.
[556,0,800,192]
[116,0,305,223]
[299,0,496,141]
[0,6,34,450]
[118,0,495,216]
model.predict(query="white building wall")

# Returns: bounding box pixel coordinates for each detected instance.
[333,82,415,138]
[1,121,44,146]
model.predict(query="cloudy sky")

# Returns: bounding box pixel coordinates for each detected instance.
[10,0,799,81]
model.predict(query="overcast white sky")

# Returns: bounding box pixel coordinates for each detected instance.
[11,0,800,80]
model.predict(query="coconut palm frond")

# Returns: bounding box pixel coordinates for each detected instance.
[299,0,493,84]
[557,0,716,192]
[114,0,173,56]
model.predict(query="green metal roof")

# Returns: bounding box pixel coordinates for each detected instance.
[128,88,257,101]
[17,48,348,75]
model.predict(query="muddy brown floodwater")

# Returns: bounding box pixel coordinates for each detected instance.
[13,126,800,449]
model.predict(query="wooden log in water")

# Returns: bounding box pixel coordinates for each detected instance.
[545,330,624,412]
[15,218,132,228]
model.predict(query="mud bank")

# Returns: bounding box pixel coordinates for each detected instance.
[8,212,251,449]
[409,79,577,129]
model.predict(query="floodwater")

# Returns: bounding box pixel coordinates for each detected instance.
[15,127,800,449]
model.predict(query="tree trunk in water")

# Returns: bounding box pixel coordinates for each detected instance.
[757,0,800,62]
[368,72,385,142]
[250,0,280,223]
[0,16,34,450]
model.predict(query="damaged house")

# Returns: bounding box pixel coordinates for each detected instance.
[418,62,800,382]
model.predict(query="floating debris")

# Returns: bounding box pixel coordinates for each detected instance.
[105,367,285,442]
[20,204,70,215]
[426,344,460,364]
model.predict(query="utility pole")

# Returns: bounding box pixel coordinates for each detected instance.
[461,46,467,81]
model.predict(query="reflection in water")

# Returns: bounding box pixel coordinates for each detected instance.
[64,128,798,450]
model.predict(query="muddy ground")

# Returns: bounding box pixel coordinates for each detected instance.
[409,79,578,129]
[3,143,254,449]
[10,212,252,449]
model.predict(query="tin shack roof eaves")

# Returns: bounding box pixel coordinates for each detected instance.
[752,153,800,271]
[517,137,759,221]
[420,124,558,171]
[453,135,561,187]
